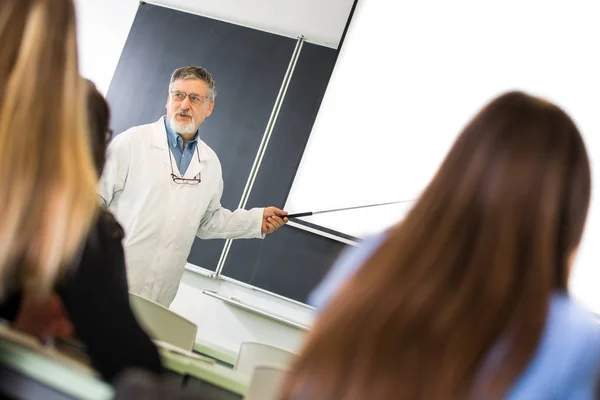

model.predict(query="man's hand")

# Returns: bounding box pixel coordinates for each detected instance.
[262,206,288,234]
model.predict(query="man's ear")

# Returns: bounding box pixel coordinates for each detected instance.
[206,100,215,117]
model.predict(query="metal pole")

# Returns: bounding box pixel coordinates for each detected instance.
[214,35,305,277]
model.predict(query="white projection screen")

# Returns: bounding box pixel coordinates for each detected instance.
[284,0,600,312]
[285,0,599,239]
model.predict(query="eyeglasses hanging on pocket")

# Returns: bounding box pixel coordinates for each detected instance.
[168,143,201,185]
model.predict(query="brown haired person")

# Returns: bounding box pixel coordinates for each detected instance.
[280,91,600,399]
[0,0,161,382]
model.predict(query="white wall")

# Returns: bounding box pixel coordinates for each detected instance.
[74,0,139,95]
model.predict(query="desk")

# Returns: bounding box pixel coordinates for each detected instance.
[0,329,247,400]
[159,349,250,399]
[193,338,238,367]
[0,338,112,400]
[53,338,248,399]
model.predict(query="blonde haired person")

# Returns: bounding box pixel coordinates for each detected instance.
[0,0,161,382]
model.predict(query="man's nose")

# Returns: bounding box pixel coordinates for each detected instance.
[180,95,192,109]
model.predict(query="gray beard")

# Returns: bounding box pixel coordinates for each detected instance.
[169,115,196,135]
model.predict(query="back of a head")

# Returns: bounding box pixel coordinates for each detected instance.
[0,0,98,296]
[280,91,591,400]
[85,79,111,176]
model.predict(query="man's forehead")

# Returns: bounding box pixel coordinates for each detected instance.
[171,78,208,94]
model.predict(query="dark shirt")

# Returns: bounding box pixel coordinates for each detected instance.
[0,211,163,382]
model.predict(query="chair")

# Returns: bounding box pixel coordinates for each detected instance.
[244,365,288,400]
[0,323,112,400]
[234,342,296,376]
[129,293,198,351]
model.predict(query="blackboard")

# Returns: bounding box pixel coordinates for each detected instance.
[106,2,356,303]
[222,43,346,302]
[106,3,296,271]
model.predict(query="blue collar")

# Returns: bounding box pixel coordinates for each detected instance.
[164,117,199,150]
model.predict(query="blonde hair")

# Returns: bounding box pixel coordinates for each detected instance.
[0,0,99,296]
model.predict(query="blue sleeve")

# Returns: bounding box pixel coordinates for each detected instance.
[308,232,387,311]
[556,306,600,400]
[505,294,600,400]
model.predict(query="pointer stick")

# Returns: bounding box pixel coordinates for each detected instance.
[286,199,416,219]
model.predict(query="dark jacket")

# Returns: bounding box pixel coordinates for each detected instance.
[0,211,163,382]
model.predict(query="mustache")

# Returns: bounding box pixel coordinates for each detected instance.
[175,110,192,117]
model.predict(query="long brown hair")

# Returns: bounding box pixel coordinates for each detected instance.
[0,0,99,296]
[280,91,591,399]
[85,79,111,176]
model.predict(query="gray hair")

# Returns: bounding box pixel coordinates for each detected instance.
[169,66,217,101]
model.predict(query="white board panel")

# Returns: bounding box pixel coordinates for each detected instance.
[285,0,600,242]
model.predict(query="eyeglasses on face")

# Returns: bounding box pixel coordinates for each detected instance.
[170,90,209,105]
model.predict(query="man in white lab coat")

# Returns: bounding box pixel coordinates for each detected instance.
[98,66,288,306]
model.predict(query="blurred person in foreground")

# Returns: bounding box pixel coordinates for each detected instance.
[0,0,161,383]
[280,91,599,399]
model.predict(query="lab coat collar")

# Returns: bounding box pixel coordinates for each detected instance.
[150,117,169,150]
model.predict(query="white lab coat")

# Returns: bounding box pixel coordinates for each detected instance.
[98,117,264,306]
